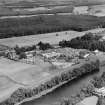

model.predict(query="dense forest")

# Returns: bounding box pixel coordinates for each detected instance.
[59,32,105,52]
[0,15,105,39]
[0,59,99,105]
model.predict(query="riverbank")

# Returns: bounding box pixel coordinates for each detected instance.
[16,78,74,105]
[57,68,105,105]
[17,72,98,105]
[21,53,105,105]
[0,56,99,105]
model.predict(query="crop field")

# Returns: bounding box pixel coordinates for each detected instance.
[0,0,105,16]
[0,0,74,16]
[73,4,105,17]
[89,4,105,17]
[0,14,105,39]
[0,5,73,16]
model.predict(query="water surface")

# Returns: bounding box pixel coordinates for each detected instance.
[22,66,104,105]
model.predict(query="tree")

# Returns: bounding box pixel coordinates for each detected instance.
[19,52,27,59]
[59,40,68,47]
[38,42,53,50]
[14,45,21,55]
[81,32,93,40]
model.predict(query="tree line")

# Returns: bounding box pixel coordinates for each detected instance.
[59,32,105,52]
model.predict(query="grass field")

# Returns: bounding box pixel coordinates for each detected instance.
[0,28,104,47]
[0,57,51,102]
[0,48,98,103]
[0,55,69,102]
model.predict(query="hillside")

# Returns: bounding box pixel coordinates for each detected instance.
[0,0,105,5]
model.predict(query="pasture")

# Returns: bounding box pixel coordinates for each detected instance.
[0,47,97,103]
[0,50,98,103]
[0,57,51,102]
[0,28,104,47]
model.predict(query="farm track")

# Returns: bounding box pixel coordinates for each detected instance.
[0,75,28,86]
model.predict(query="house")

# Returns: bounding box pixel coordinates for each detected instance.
[5,49,19,60]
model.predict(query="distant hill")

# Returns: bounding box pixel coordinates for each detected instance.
[0,0,33,4]
[0,0,105,5]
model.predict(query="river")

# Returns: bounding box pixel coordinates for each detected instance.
[21,65,105,105]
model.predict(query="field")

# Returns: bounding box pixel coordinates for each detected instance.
[89,4,105,17]
[72,4,105,17]
[0,0,105,16]
[0,28,104,47]
[0,2,105,39]
[0,14,105,39]
[0,57,51,102]
[0,5,73,16]
[0,48,98,104]
[0,0,73,16]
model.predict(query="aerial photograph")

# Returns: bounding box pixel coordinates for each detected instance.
[1,0,105,105]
